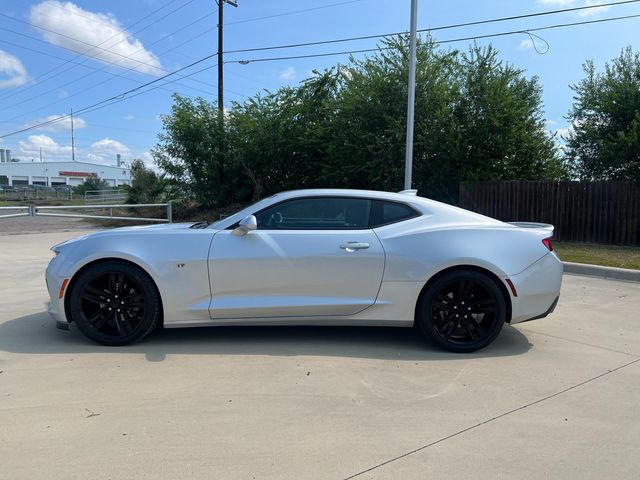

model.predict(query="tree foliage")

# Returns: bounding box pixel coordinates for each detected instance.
[124,159,166,204]
[73,175,111,196]
[153,96,226,207]
[565,47,640,182]
[154,37,562,206]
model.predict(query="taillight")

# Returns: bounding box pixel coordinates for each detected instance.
[542,238,554,252]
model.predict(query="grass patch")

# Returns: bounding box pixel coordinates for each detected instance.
[554,242,640,270]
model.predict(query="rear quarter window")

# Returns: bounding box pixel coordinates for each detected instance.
[370,200,420,227]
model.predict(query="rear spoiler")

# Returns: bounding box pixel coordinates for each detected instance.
[507,222,554,233]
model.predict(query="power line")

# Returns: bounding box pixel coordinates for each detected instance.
[225,11,640,64]
[2,6,640,138]
[0,0,200,76]
[0,24,160,75]
[0,0,366,104]
[221,0,640,56]
[1,8,216,106]
[3,0,634,108]
[0,54,219,138]
[0,0,188,102]
[80,65,248,117]
[1,61,219,126]
[225,0,368,26]
[0,11,218,114]
[0,0,216,96]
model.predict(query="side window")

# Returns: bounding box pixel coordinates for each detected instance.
[370,200,419,227]
[255,197,371,230]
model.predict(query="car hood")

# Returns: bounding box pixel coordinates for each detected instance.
[51,222,216,252]
[111,222,200,232]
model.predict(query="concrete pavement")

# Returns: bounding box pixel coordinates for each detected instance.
[0,230,639,480]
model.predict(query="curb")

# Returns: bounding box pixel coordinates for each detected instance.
[562,261,640,283]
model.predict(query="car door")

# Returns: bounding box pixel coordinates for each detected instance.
[208,196,385,319]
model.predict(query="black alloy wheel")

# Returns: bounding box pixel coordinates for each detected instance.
[418,270,506,353]
[68,261,160,346]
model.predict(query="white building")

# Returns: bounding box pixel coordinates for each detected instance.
[0,160,131,187]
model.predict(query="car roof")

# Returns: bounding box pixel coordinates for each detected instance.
[211,188,504,229]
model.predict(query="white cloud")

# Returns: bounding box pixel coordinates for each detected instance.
[0,49,30,88]
[578,0,611,17]
[17,135,132,164]
[28,114,87,132]
[19,134,72,160]
[123,114,135,121]
[278,66,296,81]
[87,138,130,165]
[536,0,611,16]
[538,0,576,6]
[30,1,162,75]
[520,39,535,50]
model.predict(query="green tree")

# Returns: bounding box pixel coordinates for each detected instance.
[152,95,227,207]
[228,71,341,198]
[124,159,166,204]
[157,36,562,206]
[73,175,111,196]
[566,47,640,181]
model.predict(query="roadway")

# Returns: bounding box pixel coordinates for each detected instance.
[0,230,638,479]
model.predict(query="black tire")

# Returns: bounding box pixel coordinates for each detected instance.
[418,270,506,353]
[68,261,160,346]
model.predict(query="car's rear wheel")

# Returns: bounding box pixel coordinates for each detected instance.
[68,261,160,346]
[418,270,506,353]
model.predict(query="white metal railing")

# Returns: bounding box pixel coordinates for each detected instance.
[31,202,173,223]
[85,189,127,204]
[0,203,172,222]
[0,205,31,219]
[33,203,172,223]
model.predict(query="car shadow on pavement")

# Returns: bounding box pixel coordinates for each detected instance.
[0,312,533,361]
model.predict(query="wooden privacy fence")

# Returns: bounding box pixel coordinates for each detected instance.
[458,181,640,245]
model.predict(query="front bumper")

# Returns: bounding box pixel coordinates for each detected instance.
[509,252,563,324]
[45,258,70,329]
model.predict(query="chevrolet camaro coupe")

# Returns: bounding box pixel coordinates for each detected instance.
[46,189,563,352]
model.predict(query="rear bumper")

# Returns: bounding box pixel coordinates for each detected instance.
[516,296,559,323]
[509,252,563,324]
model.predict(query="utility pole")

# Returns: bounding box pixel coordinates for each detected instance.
[70,108,76,162]
[404,0,418,190]
[217,0,237,191]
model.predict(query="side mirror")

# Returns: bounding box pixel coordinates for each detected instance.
[231,215,257,236]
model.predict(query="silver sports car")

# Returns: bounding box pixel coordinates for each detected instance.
[46,189,563,352]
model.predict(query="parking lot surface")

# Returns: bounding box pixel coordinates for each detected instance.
[0,230,639,480]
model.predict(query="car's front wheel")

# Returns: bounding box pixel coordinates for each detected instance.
[418,270,506,353]
[68,261,160,346]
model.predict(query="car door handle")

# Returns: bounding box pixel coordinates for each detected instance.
[340,242,370,252]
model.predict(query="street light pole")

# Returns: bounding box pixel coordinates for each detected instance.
[404,0,418,190]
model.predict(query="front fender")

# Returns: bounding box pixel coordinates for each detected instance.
[53,230,215,325]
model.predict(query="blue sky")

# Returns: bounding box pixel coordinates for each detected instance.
[0,0,638,167]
